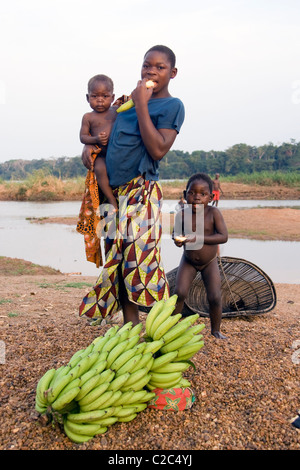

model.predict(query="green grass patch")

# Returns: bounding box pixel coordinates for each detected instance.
[0,299,12,305]
[38,281,91,290]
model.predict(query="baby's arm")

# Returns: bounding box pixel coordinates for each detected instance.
[204,208,228,245]
[80,114,100,145]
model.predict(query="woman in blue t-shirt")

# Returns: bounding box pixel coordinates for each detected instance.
[79,45,185,326]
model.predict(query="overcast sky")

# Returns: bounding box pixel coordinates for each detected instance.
[0,0,300,163]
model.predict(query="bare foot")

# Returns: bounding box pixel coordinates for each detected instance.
[212,331,227,339]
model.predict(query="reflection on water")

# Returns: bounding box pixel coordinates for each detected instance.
[0,200,299,283]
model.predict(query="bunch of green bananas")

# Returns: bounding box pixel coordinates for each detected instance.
[35,322,156,443]
[144,295,205,390]
[35,294,205,443]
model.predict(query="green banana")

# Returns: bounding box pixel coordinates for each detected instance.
[75,374,104,402]
[177,378,191,387]
[123,403,148,413]
[150,351,178,371]
[116,81,155,114]
[46,372,74,404]
[78,382,110,407]
[118,413,138,422]
[124,334,140,351]
[101,335,121,354]
[145,298,165,336]
[164,294,178,308]
[48,366,66,388]
[150,371,182,385]
[130,352,153,373]
[53,365,72,385]
[187,323,205,335]
[143,339,165,354]
[111,390,135,406]
[36,368,56,405]
[88,359,107,375]
[69,352,100,379]
[51,386,81,411]
[160,314,199,345]
[91,416,119,426]
[35,392,48,413]
[121,373,151,392]
[127,322,143,338]
[124,390,148,404]
[150,304,176,339]
[97,368,115,385]
[96,390,122,409]
[65,418,105,437]
[141,355,154,373]
[35,401,47,414]
[118,330,132,343]
[78,368,98,387]
[116,99,135,113]
[80,343,94,358]
[67,408,110,423]
[159,332,194,354]
[174,340,204,361]
[149,378,182,389]
[185,334,203,345]
[138,391,156,403]
[106,340,130,368]
[114,406,138,418]
[80,390,114,412]
[115,354,142,377]
[104,325,119,338]
[121,367,148,389]
[92,335,110,352]
[107,372,131,391]
[67,349,85,367]
[116,321,133,335]
[133,342,147,354]
[101,406,121,417]
[58,377,81,396]
[153,361,190,373]
[63,421,93,443]
[110,348,137,371]
[152,313,182,341]
[67,344,94,369]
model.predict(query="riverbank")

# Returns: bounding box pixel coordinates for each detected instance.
[0,180,299,201]
[0,257,299,450]
[30,206,300,242]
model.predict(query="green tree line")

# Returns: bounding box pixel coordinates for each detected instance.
[1,140,299,181]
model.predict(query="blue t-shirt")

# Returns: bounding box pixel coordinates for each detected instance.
[106,96,185,187]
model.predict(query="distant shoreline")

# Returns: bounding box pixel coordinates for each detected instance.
[0,181,299,201]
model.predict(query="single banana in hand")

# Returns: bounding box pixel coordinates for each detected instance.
[116,80,154,113]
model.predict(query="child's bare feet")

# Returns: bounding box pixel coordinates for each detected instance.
[212,331,227,339]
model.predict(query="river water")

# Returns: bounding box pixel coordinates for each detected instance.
[0,200,299,283]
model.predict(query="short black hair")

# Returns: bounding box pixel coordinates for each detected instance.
[186,172,213,193]
[87,74,114,93]
[144,45,176,68]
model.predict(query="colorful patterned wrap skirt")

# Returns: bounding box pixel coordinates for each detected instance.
[79,175,170,319]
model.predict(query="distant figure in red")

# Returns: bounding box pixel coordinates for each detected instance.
[212,173,224,207]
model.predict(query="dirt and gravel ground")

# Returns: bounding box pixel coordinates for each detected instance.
[0,184,299,451]
[0,269,299,450]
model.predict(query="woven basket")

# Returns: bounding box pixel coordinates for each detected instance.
[166,256,277,318]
